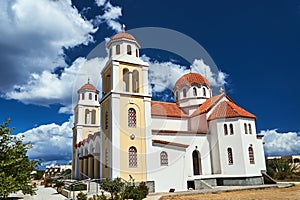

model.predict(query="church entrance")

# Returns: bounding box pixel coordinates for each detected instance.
[192,150,202,175]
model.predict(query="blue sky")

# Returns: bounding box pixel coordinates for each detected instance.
[1,0,300,166]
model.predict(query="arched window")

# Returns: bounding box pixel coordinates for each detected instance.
[229,124,234,135]
[227,148,233,165]
[249,146,255,164]
[109,48,112,57]
[132,70,139,93]
[127,45,132,55]
[192,150,202,175]
[89,93,92,100]
[105,111,108,129]
[183,88,187,97]
[123,68,129,92]
[85,109,90,124]
[224,124,228,135]
[129,146,137,168]
[248,124,252,134]
[91,110,96,124]
[95,94,98,101]
[105,148,108,168]
[160,151,168,166]
[203,88,206,96]
[193,87,197,96]
[116,44,120,55]
[175,91,179,101]
[82,93,85,100]
[128,108,136,127]
[244,123,248,134]
[136,49,139,57]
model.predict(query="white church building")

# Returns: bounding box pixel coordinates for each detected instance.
[72,30,266,192]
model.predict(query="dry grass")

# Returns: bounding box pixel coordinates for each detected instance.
[160,184,300,200]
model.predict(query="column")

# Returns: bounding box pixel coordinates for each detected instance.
[88,155,94,179]
[79,158,83,180]
[94,153,100,180]
[129,72,133,92]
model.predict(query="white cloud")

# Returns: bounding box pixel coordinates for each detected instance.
[142,55,227,96]
[0,0,97,92]
[94,1,122,32]
[5,57,108,114]
[95,0,107,7]
[18,116,74,163]
[261,129,300,156]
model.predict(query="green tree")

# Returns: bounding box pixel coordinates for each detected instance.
[100,178,124,200]
[0,119,37,198]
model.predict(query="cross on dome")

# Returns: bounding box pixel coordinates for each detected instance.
[122,24,126,32]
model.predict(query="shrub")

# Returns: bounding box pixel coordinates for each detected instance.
[77,192,87,200]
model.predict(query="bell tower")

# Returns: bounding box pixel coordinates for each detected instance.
[100,26,151,181]
[72,80,100,179]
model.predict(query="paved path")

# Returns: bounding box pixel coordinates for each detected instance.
[9,186,66,200]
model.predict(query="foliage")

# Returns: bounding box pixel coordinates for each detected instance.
[267,158,299,180]
[121,182,148,200]
[33,170,44,180]
[54,180,65,187]
[100,178,124,200]
[60,168,71,176]
[45,177,54,184]
[0,119,37,198]
[67,184,87,191]
[88,194,107,200]
[100,176,149,200]
[77,192,87,200]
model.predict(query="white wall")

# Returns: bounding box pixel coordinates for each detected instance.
[151,117,188,132]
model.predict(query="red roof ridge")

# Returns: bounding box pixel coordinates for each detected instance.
[191,93,225,117]
[208,100,256,121]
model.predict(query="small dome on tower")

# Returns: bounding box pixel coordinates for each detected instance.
[111,32,137,41]
[173,72,210,91]
[78,83,97,92]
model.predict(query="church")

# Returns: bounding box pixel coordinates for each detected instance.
[72,29,266,192]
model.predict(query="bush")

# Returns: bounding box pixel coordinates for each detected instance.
[77,192,87,200]
[67,184,87,191]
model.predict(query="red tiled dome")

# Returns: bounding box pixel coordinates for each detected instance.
[173,73,211,91]
[79,83,97,91]
[111,32,137,41]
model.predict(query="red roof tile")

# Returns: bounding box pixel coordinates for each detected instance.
[208,101,256,121]
[173,73,211,91]
[78,83,97,92]
[111,32,137,41]
[191,93,225,117]
[151,101,187,118]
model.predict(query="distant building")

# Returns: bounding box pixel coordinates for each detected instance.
[72,29,266,192]
[44,164,72,178]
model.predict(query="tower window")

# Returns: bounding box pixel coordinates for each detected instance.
[248,124,252,134]
[123,68,129,92]
[129,146,137,168]
[105,111,108,129]
[249,146,255,164]
[82,93,85,100]
[127,45,132,55]
[224,124,228,135]
[183,88,187,97]
[95,94,98,101]
[160,151,168,166]
[128,108,136,127]
[175,91,179,101]
[193,87,197,96]
[136,49,139,57]
[244,123,248,134]
[132,70,139,93]
[85,109,90,124]
[105,148,108,168]
[91,110,96,124]
[229,124,234,135]
[89,93,92,100]
[203,87,206,96]
[109,48,112,57]
[116,44,120,55]
[227,147,233,165]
